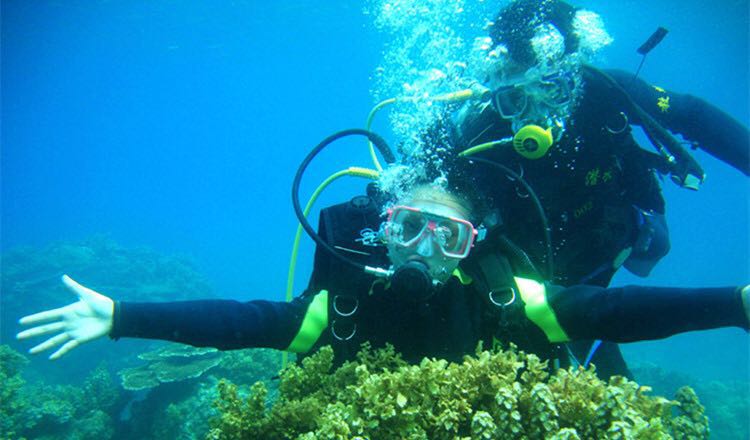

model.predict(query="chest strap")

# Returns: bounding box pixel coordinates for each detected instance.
[470,249,570,344]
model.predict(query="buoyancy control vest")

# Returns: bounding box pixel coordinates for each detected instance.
[304,191,389,364]
[304,191,569,367]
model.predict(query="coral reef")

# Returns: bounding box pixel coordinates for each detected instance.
[214,348,281,387]
[118,343,222,390]
[149,378,223,440]
[1,344,31,439]
[633,362,749,440]
[0,345,121,440]
[113,346,281,438]
[1,235,213,310]
[84,364,122,413]
[2,238,285,439]
[208,345,710,439]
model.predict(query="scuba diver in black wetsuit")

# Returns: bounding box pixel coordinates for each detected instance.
[455,0,748,286]
[15,175,750,372]
[441,0,750,377]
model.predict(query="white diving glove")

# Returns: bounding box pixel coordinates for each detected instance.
[16,274,114,360]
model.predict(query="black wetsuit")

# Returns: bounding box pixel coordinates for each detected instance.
[110,198,749,372]
[110,277,747,363]
[452,68,749,287]
[450,68,749,377]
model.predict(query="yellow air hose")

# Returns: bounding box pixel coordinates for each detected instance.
[366,85,488,170]
[282,166,379,368]
[458,139,513,157]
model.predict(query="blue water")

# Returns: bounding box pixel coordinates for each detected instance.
[2,0,748,424]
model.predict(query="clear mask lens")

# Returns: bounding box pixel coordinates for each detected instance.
[492,71,575,119]
[492,85,528,119]
[537,72,573,107]
[387,207,475,259]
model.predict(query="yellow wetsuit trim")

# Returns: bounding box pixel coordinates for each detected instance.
[514,277,569,343]
[453,267,473,285]
[286,290,329,353]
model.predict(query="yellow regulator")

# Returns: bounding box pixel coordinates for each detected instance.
[513,125,554,159]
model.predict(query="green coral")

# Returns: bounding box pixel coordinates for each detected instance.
[68,409,115,440]
[209,345,711,439]
[83,363,120,412]
[670,387,709,439]
[0,345,118,439]
[633,362,748,440]
[25,382,82,426]
[214,348,281,387]
[1,344,31,439]
[117,347,281,439]
[150,378,222,440]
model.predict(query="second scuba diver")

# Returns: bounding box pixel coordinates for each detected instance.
[439,0,750,377]
[453,0,749,287]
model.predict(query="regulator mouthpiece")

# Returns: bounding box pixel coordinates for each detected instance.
[390,261,435,302]
[513,125,554,159]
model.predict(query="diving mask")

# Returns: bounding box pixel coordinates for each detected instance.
[385,205,477,259]
[491,71,575,119]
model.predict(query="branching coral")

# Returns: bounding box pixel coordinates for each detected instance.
[0,344,31,439]
[208,345,711,440]
[0,345,119,440]
[214,348,281,387]
[633,362,748,440]
[83,364,121,413]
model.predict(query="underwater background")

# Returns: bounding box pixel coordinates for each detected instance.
[2,1,748,438]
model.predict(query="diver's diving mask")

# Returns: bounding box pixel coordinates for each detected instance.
[385,206,478,259]
[491,71,575,119]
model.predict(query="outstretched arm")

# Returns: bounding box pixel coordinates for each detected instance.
[546,284,749,343]
[110,296,311,350]
[17,275,323,359]
[606,69,750,176]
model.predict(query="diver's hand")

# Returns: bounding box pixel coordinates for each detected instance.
[742,285,750,325]
[16,275,114,360]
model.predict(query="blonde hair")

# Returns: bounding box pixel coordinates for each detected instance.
[402,184,473,219]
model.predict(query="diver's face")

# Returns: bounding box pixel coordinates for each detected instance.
[385,191,476,283]
[490,68,576,134]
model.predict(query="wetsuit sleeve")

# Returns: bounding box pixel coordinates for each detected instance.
[547,285,749,342]
[606,69,750,176]
[109,292,322,351]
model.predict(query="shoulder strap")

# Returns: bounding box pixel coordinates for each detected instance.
[463,238,570,359]
[473,249,518,306]
[305,194,388,365]
[462,241,519,309]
